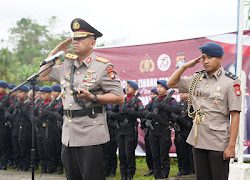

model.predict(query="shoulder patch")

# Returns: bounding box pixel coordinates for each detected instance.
[65,53,78,60]
[96,56,110,63]
[106,65,117,79]
[225,71,238,80]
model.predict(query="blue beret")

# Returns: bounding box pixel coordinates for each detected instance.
[8,84,16,90]
[19,85,30,92]
[199,42,224,57]
[39,86,52,93]
[0,80,8,88]
[157,80,168,90]
[150,87,158,95]
[51,84,61,92]
[127,80,138,90]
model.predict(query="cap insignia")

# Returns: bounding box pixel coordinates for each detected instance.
[73,20,80,30]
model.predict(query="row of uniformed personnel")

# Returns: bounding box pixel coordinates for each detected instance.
[0,81,64,174]
[104,79,194,180]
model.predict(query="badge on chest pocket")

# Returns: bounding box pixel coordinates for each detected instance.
[209,91,224,107]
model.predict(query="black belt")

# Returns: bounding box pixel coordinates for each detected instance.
[64,107,103,118]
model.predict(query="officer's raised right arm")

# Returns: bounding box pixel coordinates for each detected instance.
[167,55,202,88]
[39,38,72,81]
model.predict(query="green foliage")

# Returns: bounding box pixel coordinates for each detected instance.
[110,157,179,180]
[0,17,70,85]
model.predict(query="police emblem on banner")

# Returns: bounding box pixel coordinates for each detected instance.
[139,54,155,73]
[175,51,186,69]
[157,54,171,72]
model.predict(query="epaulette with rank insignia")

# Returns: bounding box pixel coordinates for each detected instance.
[195,70,206,73]
[225,71,238,80]
[96,56,110,63]
[65,53,78,60]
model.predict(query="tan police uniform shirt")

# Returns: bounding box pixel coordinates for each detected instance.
[177,66,242,151]
[47,52,123,147]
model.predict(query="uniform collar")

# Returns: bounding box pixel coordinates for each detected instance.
[204,66,224,80]
[74,53,96,68]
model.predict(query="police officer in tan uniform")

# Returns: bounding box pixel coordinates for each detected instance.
[167,42,242,180]
[39,18,124,180]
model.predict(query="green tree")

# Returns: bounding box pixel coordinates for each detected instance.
[9,18,49,64]
[1,17,70,84]
[0,48,20,82]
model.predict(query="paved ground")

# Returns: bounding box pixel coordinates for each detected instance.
[0,170,195,180]
[0,170,66,180]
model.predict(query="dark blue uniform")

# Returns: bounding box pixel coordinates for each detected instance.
[112,94,144,180]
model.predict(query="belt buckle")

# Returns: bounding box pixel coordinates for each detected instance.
[66,110,73,118]
[88,108,97,119]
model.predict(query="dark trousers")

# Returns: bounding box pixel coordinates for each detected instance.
[19,137,31,171]
[193,148,229,180]
[117,134,136,178]
[144,133,153,171]
[0,127,11,168]
[149,134,171,179]
[36,136,48,172]
[45,131,61,173]
[12,134,21,168]
[103,139,117,176]
[61,144,105,180]
[175,133,194,174]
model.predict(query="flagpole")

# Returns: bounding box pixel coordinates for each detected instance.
[235,0,245,164]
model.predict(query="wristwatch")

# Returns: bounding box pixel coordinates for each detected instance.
[92,94,98,103]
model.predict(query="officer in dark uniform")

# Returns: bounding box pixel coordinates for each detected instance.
[0,80,11,170]
[36,86,53,173]
[145,80,178,179]
[39,18,123,180]
[174,93,194,176]
[50,84,64,174]
[6,83,17,168]
[40,84,63,174]
[16,85,31,171]
[141,87,158,177]
[103,104,118,178]
[112,81,144,180]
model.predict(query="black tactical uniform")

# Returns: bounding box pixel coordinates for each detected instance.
[40,95,63,174]
[35,86,52,173]
[174,100,194,176]
[140,96,156,176]
[112,81,144,180]
[103,104,118,177]
[0,81,11,170]
[144,80,179,179]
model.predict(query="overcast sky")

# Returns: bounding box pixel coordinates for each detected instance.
[0,0,248,47]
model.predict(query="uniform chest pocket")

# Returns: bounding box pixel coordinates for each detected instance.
[208,122,228,131]
[81,119,104,128]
